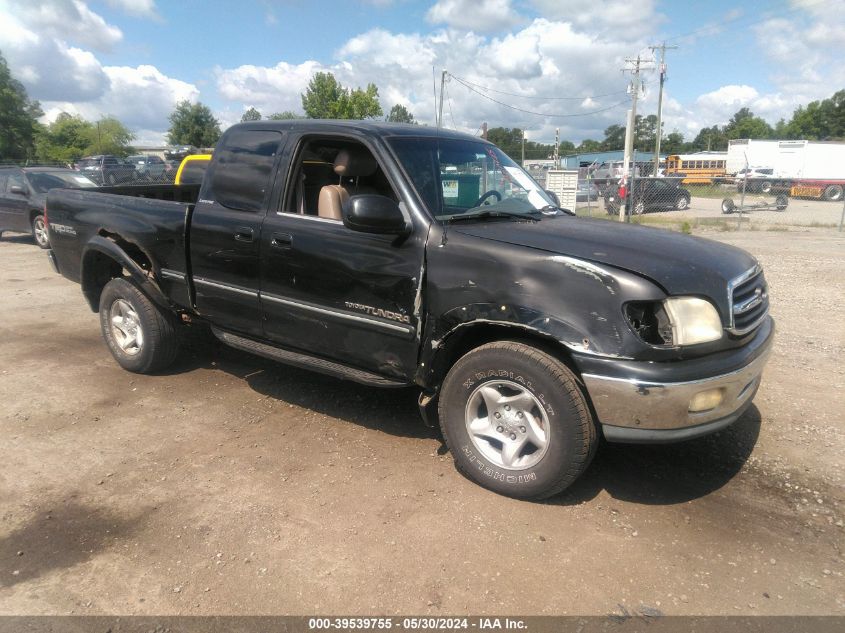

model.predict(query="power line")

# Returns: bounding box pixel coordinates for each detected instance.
[450,75,628,119]
[448,73,629,101]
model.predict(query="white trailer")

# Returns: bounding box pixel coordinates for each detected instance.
[727,139,845,200]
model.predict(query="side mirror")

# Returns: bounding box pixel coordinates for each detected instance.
[9,185,27,196]
[544,190,560,206]
[342,195,408,235]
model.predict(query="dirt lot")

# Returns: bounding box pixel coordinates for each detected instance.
[0,226,843,616]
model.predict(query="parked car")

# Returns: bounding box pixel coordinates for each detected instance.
[0,166,97,248]
[576,180,600,203]
[734,167,775,193]
[604,177,692,215]
[127,154,168,182]
[590,160,642,183]
[45,120,772,500]
[174,154,212,185]
[76,155,137,186]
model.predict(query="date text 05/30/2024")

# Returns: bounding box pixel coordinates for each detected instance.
[308,618,527,630]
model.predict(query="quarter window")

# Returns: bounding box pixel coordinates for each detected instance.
[204,129,285,212]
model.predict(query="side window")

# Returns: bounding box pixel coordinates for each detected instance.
[205,129,284,212]
[7,173,27,193]
[282,138,397,220]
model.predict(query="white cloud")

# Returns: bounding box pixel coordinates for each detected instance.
[106,0,161,20]
[427,0,524,33]
[1,0,198,136]
[5,0,122,51]
[529,0,661,42]
[214,18,642,144]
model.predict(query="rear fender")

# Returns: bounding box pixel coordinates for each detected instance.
[80,235,170,312]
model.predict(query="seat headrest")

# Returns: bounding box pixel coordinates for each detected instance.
[334,148,377,178]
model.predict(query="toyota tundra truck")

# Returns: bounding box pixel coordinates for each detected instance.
[45,120,773,500]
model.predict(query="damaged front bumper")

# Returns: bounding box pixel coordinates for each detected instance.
[574,318,774,443]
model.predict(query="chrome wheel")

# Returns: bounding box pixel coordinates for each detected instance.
[464,380,550,470]
[109,299,143,355]
[32,216,48,247]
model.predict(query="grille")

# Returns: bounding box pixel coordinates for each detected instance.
[729,266,769,335]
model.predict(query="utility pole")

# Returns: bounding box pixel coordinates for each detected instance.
[649,42,678,177]
[620,55,652,221]
[437,70,447,128]
[521,129,525,166]
[554,128,560,168]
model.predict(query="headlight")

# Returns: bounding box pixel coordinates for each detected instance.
[663,297,723,345]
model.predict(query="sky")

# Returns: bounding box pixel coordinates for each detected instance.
[1,0,843,147]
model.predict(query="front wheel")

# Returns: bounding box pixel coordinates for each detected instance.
[721,198,735,214]
[31,214,50,249]
[438,341,597,500]
[775,194,788,211]
[99,277,180,373]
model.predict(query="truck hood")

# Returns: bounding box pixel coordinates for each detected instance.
[452,216,756,304]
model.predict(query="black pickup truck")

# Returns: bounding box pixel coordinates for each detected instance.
[46,121,773,500]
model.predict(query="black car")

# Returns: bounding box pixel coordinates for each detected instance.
[0,167,97,248]
[76,155,138,186]
[126,154,168,182]
[604,177,691,215]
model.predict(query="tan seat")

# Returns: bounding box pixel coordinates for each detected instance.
[317,185,349,220]
[317,148,379,220]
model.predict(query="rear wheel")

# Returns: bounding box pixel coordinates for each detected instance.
[633,200,645,215]
[760,180,773,194]
[775,194,788,211]
[438,341,596,500]
[675,196,689,210]
[823,184,843,201]
[31,214,49,249]
[99,277,180,373]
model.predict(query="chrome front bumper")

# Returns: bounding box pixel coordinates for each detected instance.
[583,343,772,443]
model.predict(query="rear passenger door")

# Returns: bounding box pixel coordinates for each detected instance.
[189,127,286,337]
[0,171,31,233]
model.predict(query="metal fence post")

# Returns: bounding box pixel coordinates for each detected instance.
[840,194,845,232]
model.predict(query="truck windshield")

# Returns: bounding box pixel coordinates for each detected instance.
[390,137,555,221]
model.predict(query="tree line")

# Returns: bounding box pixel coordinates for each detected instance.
[2,46,842,163]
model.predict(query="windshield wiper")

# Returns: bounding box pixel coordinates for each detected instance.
[445,210,541,223]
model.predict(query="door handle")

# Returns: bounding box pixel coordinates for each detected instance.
[234,227,254,243]
[270,232,293,249]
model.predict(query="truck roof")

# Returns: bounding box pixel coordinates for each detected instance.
[230,119,490,143]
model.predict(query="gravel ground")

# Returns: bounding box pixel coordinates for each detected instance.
[0,227,843,616]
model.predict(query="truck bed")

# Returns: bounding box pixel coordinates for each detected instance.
[46,184,200,310]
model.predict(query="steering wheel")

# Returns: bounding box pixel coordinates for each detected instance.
[474,190,502,206]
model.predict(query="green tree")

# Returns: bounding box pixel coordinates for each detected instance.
[724,107,773,140]
[690,125,728,151]
[0,50,43,161]
[301,72,383,119]
[241,107,262,122]
[167,100,221,147]
[268,111,301,120]
[34,113,134,163]
[634,114,658,151]
[387,103,416,124]
[784,90,845,140]
[576,139,602,152]
[601,124,626,150]
[558,140,576,154]
[661,131,686,155]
